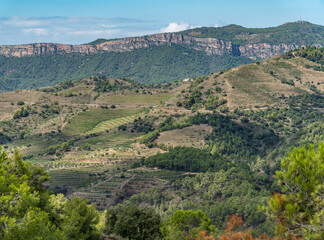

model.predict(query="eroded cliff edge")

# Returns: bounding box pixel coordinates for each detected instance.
[0,33,299,60]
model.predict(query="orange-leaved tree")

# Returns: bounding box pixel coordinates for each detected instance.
[196,230,215,240]
[219,215,271,240]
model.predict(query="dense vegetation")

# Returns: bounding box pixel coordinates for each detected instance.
[232,93,324,159]
[267,145,324,239]
[95,144,323,239]
[140,112,280,160]
[0,145,312,239]
[0,133,11,144]
[0,148,101,239]
[93,76,140,92]
[105,205,162,239]
[132,93,323,237]
[0,45,253,92]
[181,21,324,45]
[190,113,279,159]
[286,46,324,72]
[145,147,233,172]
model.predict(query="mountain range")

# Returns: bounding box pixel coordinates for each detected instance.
[0,21,323,92]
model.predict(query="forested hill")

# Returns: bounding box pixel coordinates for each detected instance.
[0,46,253,92]
[89,21,324,49]
[180,21,324,45]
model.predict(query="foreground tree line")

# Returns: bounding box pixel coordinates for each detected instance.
[0,144,323,239]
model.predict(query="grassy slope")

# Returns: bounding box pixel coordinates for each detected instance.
[207,56,324,109]
[62,108,141,136]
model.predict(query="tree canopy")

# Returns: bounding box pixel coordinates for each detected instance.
[268,144,324,239]
[0,147,100,240]
[105,205,162,240]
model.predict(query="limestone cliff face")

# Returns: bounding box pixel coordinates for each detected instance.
[97,33,236,55]
[0,33,299,60]
[0,43,97,57]
[238,43,299,60]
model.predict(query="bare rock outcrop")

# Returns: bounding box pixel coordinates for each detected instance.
[238,43,299,60]
[0,33,300,60]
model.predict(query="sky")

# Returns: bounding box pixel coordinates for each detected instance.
[0,0,324,45]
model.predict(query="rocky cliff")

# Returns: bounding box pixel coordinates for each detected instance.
[0,43,97,57]
[0,33,299,60]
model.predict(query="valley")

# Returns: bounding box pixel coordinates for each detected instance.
[1,43,323,239]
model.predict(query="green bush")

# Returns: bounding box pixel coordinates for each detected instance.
[105,205,162,240]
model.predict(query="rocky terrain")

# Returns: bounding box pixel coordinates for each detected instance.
[0,33,299,60]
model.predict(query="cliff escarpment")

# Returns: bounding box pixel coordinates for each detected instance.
[0,33,299,60]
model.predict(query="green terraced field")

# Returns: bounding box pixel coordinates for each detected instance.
[76,131,141,148]
[85,115,137,135]
[63,108,141,135]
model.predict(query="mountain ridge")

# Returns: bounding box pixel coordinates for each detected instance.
[0,33,298,60]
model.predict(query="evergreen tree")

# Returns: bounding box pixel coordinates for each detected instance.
[268,144,324,239]
[0,147,101,240]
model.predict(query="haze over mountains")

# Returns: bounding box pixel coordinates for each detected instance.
[0,21,323,92]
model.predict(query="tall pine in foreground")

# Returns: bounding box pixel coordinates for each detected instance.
[268,144,324,239]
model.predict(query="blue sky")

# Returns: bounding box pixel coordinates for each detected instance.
[0,0,324,45]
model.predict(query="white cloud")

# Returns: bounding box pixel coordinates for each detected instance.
[189,25,201,29]
[4,17,45,27]
[68,29,121,36]
[1,16,143,28]
[160,22,190,33]
[23,28,49,36]
[101,24,117,28]
[0,16,159,44]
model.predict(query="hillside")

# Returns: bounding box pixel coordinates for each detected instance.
[0,21,323,92]
[0,49,323,237]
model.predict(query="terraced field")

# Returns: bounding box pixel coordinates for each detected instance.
[47,164,190,210]
[76,130,142,149]
[223,57,324,109]
[155,124,212,148]
[63,108,141,135]
[85,115,137,135]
